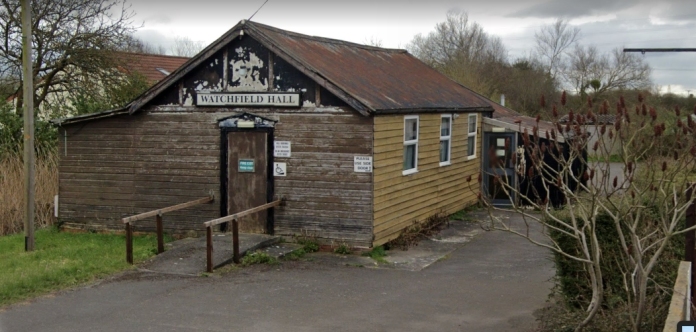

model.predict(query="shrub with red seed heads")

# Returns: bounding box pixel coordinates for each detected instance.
[540,95,546,108]
[561,91,567,106]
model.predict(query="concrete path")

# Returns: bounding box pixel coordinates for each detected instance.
[0,210,554,332]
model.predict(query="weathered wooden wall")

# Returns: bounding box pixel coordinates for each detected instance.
[372,113,482,246]
[58,107,374,245]
[260,109,373,246]
[58,112,221,233]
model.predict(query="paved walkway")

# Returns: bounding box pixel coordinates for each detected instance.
[0,210,554,332]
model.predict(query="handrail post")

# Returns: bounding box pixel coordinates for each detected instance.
[156,214,164,254]
[206,226,213,273]
[233,218,240,264]
[126,222,133,264]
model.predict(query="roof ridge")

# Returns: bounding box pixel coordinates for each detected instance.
[245,20,407,54]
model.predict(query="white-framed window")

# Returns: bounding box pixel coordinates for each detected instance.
[467,114,478,160]
[403,115,419,175]
[439,114,452,166]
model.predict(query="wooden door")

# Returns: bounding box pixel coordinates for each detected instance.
[227,131,268,233]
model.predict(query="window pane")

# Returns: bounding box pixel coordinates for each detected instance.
[468,116,476,133]
[405,119,418,141]
[440,117,450,137]
[440,139,450,162]
[404,144,416,170]
[468,137,475,156]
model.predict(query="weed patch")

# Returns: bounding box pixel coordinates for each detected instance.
[240,251,277,266]
[389,212,449,249]
[333,243,351,255]
[363,246,387,263]
[295,231,320,253]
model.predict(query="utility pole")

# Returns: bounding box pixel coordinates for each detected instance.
[21,0,35,251]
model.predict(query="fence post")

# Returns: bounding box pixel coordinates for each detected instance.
[126,222,133,264]
[206,226,213,273]
[233,219,240,264]
[156,214,164,254]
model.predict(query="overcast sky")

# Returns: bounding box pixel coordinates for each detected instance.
[129,0,696,95]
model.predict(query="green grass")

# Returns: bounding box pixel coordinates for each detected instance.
[587,154,622,163]
[0,227,168,307]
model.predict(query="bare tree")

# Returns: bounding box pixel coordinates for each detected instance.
[476,95,696,331]
[535,19,580,81]
[363,36,383,47]
[567,45,652,100]
[0,0,138,113]
[119,35,168,55]
[407,10,508,98]
[171,36,204,57]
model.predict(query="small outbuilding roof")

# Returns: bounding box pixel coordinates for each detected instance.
[484,101,565,142]
[558,113,616,124]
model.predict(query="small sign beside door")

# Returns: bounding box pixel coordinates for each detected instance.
[274,162,287,177]
[274,141,291,158]
[238,159,255,172]
[354,156,373,173]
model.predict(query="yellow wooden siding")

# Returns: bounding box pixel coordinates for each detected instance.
[372,113,482,246]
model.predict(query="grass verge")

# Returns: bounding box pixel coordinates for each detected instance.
[0,227,167,307]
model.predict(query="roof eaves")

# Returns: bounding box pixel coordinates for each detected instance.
[51,105,130,126]
[373,106,494,115]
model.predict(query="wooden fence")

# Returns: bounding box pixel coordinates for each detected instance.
[122,196,214,264]
[203,198,285,272]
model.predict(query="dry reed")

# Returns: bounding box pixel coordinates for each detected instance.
[0,153,58,236]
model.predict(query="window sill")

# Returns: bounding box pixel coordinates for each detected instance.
[402,169,418,176]
[467,155,477,161]
[439,161,451,167]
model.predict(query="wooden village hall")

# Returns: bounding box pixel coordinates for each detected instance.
[53,20,501,248]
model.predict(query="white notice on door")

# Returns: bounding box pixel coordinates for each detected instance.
[274,141,291,157]
[273,162,287,177]
[354,156,373,173]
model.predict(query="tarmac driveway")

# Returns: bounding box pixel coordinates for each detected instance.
[0,210,554,332]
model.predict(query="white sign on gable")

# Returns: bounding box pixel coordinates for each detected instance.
[354,156,373,173]
[197,93,301,107]
[274,141,291,158]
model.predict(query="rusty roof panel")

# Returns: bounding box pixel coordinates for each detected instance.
[247,22,493,112]
[113,52,190,83]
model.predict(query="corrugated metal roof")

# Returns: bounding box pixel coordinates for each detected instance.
[559,113,616,124]
[248,22,494,113]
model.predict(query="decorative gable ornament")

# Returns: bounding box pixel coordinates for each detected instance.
[217,112,276,128]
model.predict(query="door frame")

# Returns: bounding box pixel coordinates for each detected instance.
[219,127,275,234]
[482,131,517,206]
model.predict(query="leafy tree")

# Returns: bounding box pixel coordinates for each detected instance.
[56,71,150,117]
[0,0,139,113]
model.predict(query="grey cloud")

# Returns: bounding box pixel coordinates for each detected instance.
[509,0,636,19]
